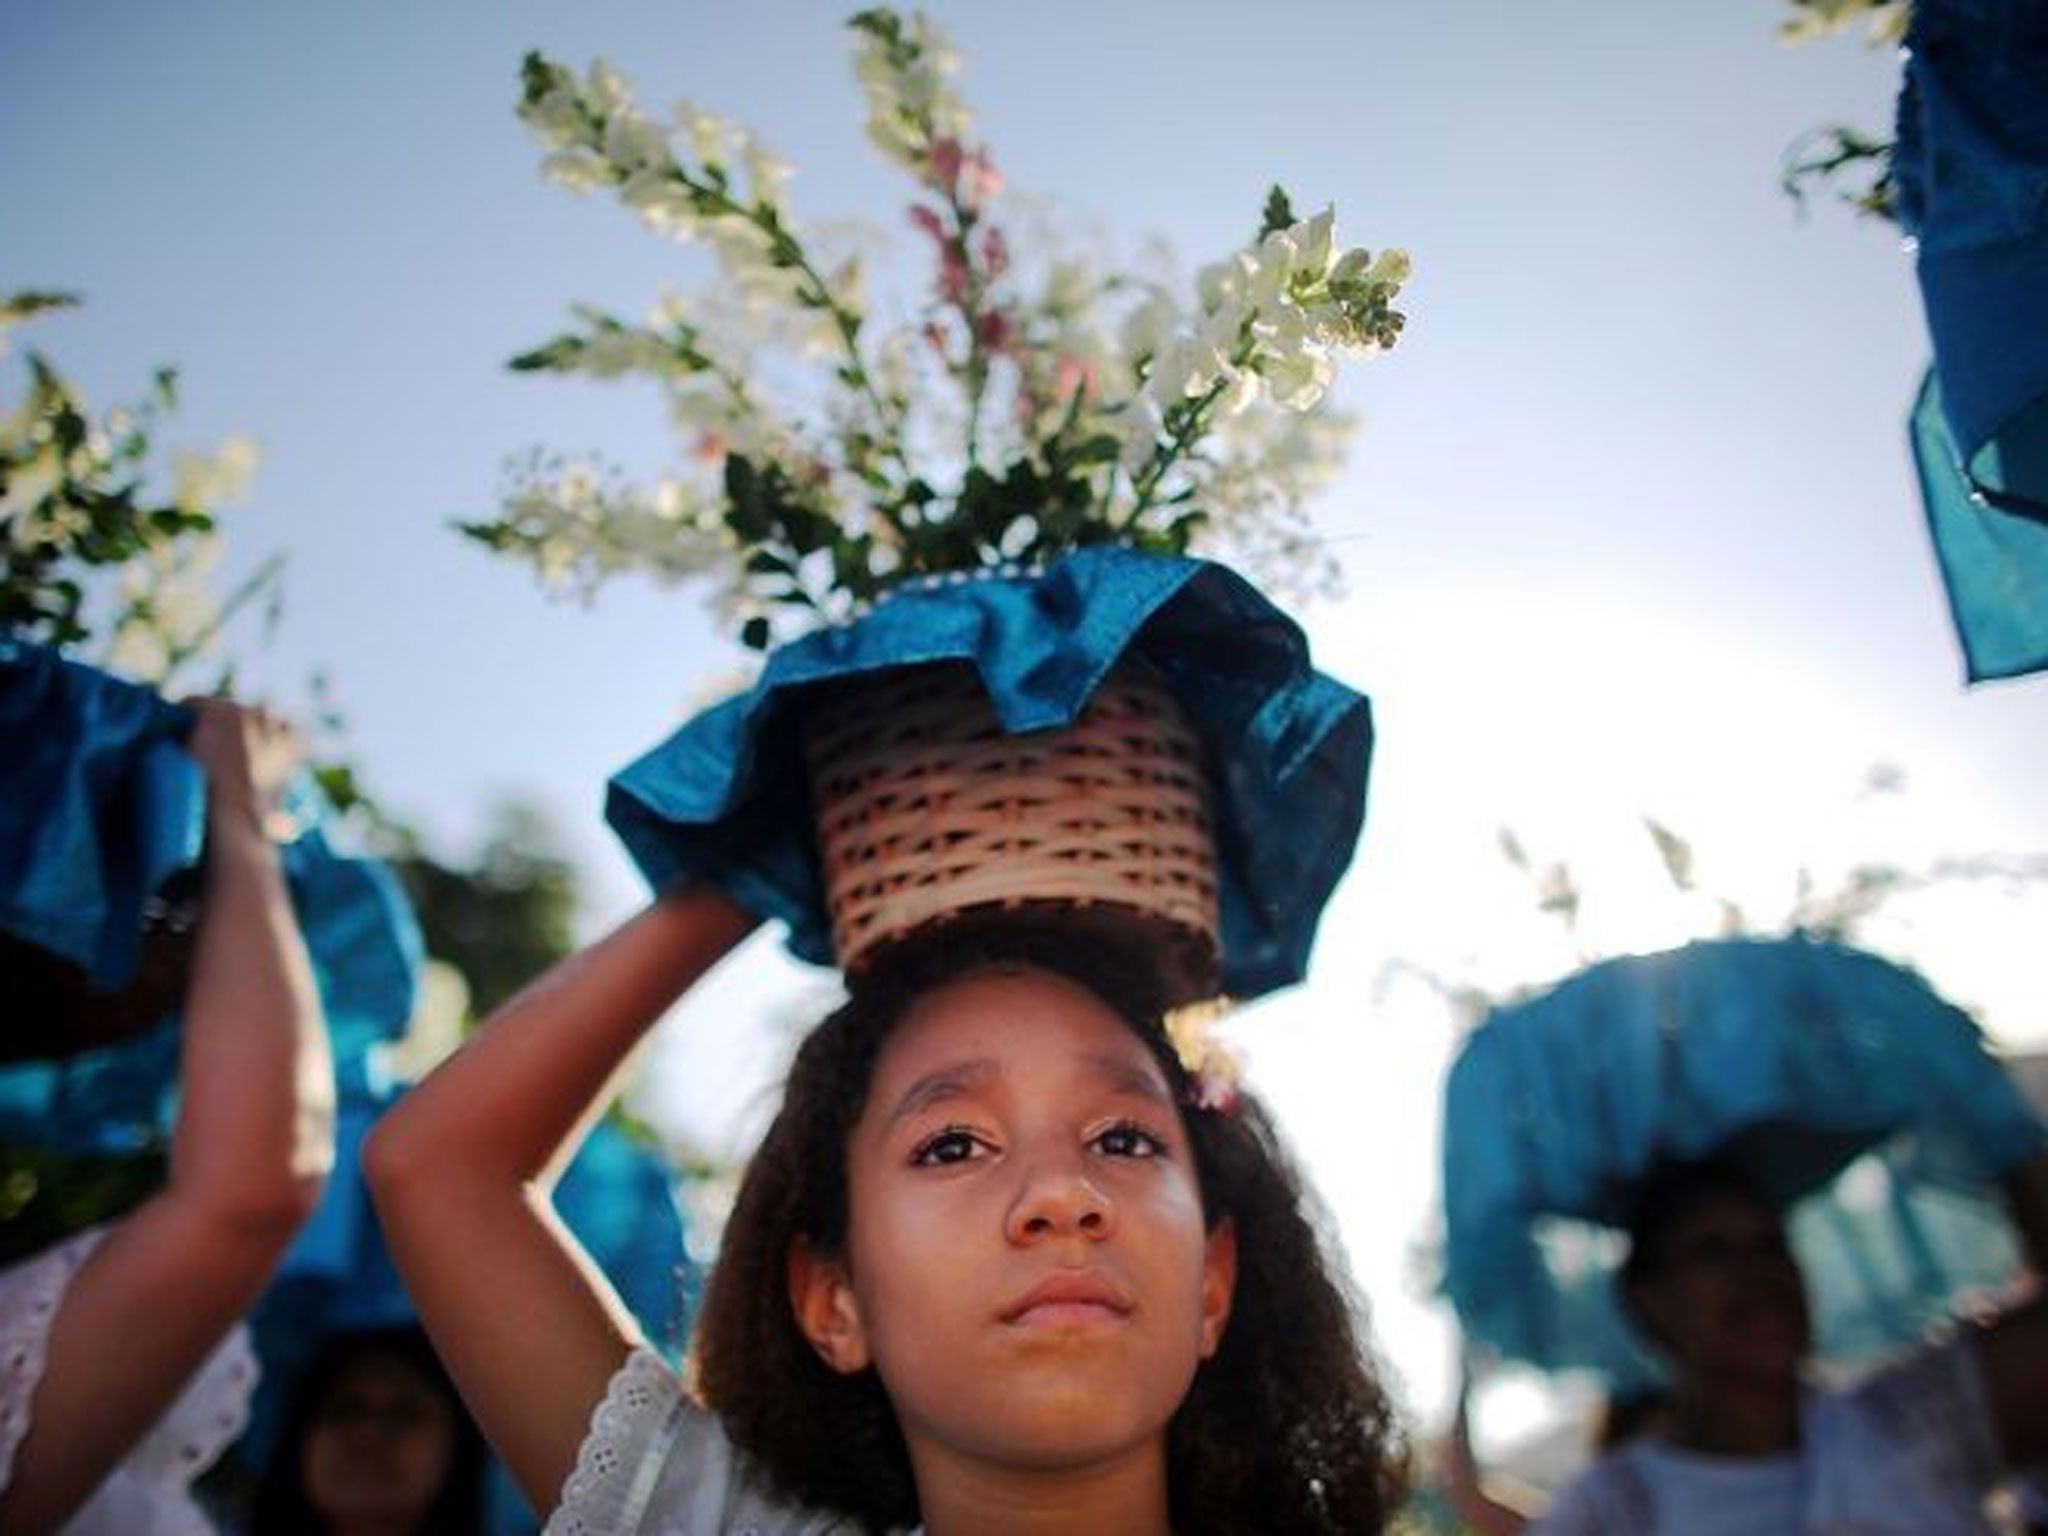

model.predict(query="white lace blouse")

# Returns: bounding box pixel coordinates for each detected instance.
[0,1224,257,1536]
[1530,1332,2004,1536]
[547,1346,921,1536]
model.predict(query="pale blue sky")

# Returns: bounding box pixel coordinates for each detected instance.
[8,0,2044,1433]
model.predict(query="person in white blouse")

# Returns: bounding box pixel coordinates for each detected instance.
[1531,1151,2048,1536]
[0,701,333,1536]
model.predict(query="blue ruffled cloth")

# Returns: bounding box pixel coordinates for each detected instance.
[0,636,204,987]
[0,639,422,1150]
[1893,0,2048,679]
[1440,935,2045,1386]
[1910,369,2048,681]
[607,548,1372,1001]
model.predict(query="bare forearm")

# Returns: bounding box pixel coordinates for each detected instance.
[368,886,759,1199]
[167,802,330,1228]
[363,885,758,1510]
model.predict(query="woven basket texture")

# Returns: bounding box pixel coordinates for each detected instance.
[805,661,1220,983]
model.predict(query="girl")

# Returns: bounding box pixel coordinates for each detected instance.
[249,1325,486,1536]
[0,700,334,1535]
[365,895,1406,1534]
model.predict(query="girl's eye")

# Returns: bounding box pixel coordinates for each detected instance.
[1093,1120,1168,1159]
[910,1126,989,1166]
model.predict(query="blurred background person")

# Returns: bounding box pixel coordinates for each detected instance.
[248,1325,485,1536]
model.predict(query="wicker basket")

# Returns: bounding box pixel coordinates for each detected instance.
[804,661,1221,997]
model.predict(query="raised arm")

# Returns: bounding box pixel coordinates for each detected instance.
[363,884,759,1514]
[0,701,331,1535]
[1438,1355,1536,1536]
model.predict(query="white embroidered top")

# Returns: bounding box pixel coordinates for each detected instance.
[0,1224,257,1536]
[547,1347,921,1536]
[1530,1332,2003,1536]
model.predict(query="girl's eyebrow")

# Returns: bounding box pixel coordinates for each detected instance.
[879,1050,1168,1130]
[882,1057,999,1131]
[1084,1052,1172,1105]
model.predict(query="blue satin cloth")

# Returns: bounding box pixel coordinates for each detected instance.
[1910,369,2048,681]
[1893,0,2048,678]
[0,636,204,987]
[0,639,422,1149]
[1440,936,2045,1386]
[607,549,1373,1001]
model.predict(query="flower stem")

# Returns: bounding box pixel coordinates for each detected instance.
[1122,377,1228,533]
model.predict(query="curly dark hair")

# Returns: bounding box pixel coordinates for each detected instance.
[694,916,1408,1534]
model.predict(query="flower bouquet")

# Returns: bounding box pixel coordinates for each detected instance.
[471,9,1411,1001]
[0,294,418,1087]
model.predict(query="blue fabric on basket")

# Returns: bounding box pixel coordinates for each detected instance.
[1909,369,2048,681]
[0,639,423,1149]
[1440,935,2045,1387]
[0,636,205,987]
[606,548,1372,1000]
[1892,0,2048,677]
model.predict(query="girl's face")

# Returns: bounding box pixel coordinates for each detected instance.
[1628,1188,1811,1389]
[298,1348,459,1534]
[792,966,1236,1485]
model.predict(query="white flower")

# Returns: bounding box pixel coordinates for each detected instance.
[1147,331,1220,404]
[621,168,697,237]
[741,132,795,206]
[105,622,170,682]
[1119,292,1180,364]
[172,436,259,507]
[1195,256,1246,315]
[584,58,632,118]
[672,98,731,167]
[1164,1001,1244,1113]
[1291,207,1336,278]
[0,452,60,524]
[650,289,692,330]
[1251,302,1312,362]
[1247,232,1301,308]
[521,89,590,152]
[1367,248,1412,288]
[604,108,673,174]
[541,149,614,193]
[863,113,922,171]
[1256,346,1334,412]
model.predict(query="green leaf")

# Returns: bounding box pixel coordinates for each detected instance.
[1260,185,1297,240]
[740,615,772,650]
[519,50,560,108]
[508,337,576,371]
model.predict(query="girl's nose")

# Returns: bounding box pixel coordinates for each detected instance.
[1005,1152,1114,1243]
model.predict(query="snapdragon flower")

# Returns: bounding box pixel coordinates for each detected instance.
[481,13,1409,647]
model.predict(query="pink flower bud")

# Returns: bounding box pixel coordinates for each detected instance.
[936,249,970,304]
[975,309,1013,352]
[960,147,1004,208]
[1053,356,1098,406]
[979,225,1010,280]
[926,136,964,193]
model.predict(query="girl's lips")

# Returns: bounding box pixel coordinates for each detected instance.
[1001,1272,1135,1326]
